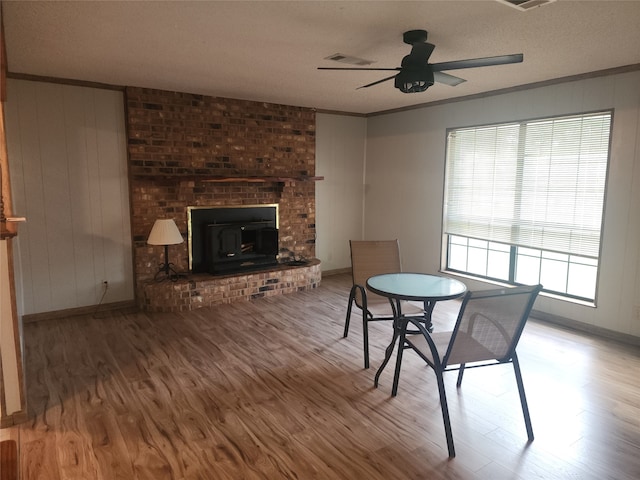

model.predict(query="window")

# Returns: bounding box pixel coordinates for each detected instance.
[443,111,612,302]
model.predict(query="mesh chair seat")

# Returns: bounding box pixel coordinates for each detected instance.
[358,294,425,318]
[407,331,497,367]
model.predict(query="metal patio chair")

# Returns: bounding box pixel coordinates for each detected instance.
[345,240,427,368]
[391,283,543,457]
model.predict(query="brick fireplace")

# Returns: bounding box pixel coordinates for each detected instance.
[125,87,321,311]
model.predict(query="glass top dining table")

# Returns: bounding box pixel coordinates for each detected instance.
[366,273,467,388]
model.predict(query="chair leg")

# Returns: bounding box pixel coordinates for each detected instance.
[423,300,435,332]
[363,315,370,369]
[512,354,534,441]
[344,291,355,338]
[435,370,456,458]
[456,364,466,387]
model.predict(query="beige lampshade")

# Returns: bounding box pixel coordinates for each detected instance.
[147,219,184,246]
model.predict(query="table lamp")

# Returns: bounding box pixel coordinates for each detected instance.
[147,218,184,281]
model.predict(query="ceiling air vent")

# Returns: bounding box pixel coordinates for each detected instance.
[495,0,556,11]
[325,53,375,66]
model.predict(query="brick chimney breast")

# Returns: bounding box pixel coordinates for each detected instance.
[125,87,317,308]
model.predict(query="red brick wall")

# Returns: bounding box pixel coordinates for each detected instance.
[125,87,317,295]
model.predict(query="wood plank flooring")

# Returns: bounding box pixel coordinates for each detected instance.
[2,273,640,479]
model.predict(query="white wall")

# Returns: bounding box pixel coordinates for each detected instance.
[315,113,366,272]
[5,79,134,316]
[365,71,640,338]
[5,75,640,339]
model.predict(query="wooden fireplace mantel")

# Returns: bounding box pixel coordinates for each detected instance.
[132,174,324,184]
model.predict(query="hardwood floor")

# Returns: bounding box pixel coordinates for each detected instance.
[2,273,639,479]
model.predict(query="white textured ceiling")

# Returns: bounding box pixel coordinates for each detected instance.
[3,1,640,115]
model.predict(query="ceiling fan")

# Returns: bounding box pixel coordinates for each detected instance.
[318,30,523,93]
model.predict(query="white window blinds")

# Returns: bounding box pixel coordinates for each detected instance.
[443,112,612,258]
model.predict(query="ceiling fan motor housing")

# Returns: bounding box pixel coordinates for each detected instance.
[403,29,429,45]
[395,68,434,93]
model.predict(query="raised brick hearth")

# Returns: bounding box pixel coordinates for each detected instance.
[142,259,321,312]
[125,87,320,310]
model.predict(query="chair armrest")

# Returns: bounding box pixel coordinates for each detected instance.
[350,283,368,315]
[405,317,445,369]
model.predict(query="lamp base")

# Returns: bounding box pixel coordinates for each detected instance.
[153,262,184,282]
[153,244,186,282]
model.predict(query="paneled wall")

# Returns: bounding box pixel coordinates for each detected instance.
[5,79,133,316]
[365,71,640,339]
[315,113,366,272]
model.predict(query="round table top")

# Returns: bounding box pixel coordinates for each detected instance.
[366,273,467,302]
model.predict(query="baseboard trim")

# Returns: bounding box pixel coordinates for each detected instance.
[22,300,138,323]
[0,410,28,428]
[532,309,640,347]
[322,267,351,277]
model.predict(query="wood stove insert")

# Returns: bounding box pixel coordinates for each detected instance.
[188,205,279,275]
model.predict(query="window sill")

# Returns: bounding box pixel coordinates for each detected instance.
[440,269,596,308]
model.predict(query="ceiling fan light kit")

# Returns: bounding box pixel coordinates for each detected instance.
[318,29,524,94]
[395,69,434,93]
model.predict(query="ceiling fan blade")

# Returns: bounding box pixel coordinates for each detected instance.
[318,67,401,71]
[431,53,523,72]
[357,74,397,89]
[434,71,466,87]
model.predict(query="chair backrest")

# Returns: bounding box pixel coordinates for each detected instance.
[349,240,402,305]
[443,284,542,368]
